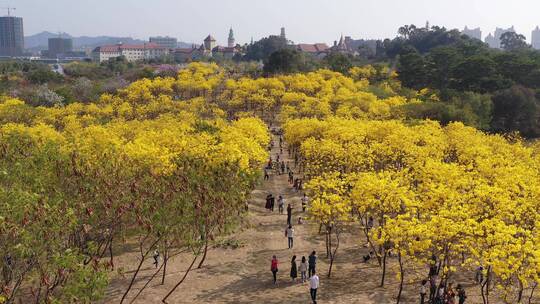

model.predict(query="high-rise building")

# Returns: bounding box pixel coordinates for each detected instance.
[0,16,24,57]
[47,37,73,58]
[280,27,286,40]
[149,36,178,49]
[462,26,482,40]
[532,26,540,50]
[228,28,235,48]
[485,26,515,48]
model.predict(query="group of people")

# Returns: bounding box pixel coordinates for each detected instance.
[271,251,320,303]
[421,255,467,304]
[264,132,320,303]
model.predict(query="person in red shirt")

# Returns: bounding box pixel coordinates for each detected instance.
[271,255,279,284]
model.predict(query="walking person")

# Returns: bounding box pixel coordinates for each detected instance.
[270,194,275,212]
[153,250,160,268]
[301,193,308,212]
[281,161,285,174]
[265,194,272,211]
[457,284,467,304]
[308,251,317,277]
[420,279,428,304]
[309,270,320,304]
[288,171,294,184]
[278,195,285,214]
[446,282,456,304]
[286,203,293,225]
[286,225,294,249]
[264,168,269,180]
[367,216,374,230]
[271,255,279,284]
[299,256,308,283]
[290,255,298,282]
[475,266,483,284]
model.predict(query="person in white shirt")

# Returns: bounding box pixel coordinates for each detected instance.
[299,256,308,282]
[286,225,294,249]
[301,193,309,212]
[309,270,319,304]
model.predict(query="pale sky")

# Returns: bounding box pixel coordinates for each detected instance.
[8,0,540,44]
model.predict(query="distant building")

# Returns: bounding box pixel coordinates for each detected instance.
[296,43,330,59]
[212,46,239,59]
[280,27,286,40]
[174,46,203,62]
[92,43,169,62]
[204,35,216,51]
[149,36,178,49]
[174,30,241,62]
[485,26,515,48]
[532,26,540,50]
[47,37,73,58]
[462,26,482,40]
[0,16,24,57]
[228,28,235,48]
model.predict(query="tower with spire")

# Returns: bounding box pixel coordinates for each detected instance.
[228,27,235,48]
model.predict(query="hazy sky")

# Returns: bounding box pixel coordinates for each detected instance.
[8,0,540,44]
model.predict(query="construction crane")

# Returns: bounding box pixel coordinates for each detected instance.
[1,7,16,16]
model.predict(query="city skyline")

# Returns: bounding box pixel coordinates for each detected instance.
[8,0,540,45]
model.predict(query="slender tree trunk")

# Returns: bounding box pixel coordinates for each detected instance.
[517,280,524,303]
[396,252,404,304]
[109,236,115,270]
[528,282,538,304]
[120,237,160,304]
[327,228,339,278]
[129,262,165,304]
[161,248,169,285]
[162,253,199,303]
[197,234,209,269]
[481,266,491,304]
[380,249,387,287]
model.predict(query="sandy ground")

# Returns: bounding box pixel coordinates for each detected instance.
[101,135,511,304]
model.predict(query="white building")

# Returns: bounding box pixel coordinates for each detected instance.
[532,26,540,50]
[462,26,482,41]
[92,43,169,62]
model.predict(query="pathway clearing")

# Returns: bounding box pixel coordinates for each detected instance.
[103,135,403,304]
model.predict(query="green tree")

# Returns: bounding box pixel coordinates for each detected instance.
[500,32,530,51]
[323,52,353,74]
[244,36,289,62]
[263,49,307,74]
[397,51,428,89]
[491,85,539,137]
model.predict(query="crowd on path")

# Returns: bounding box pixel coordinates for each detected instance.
[420,254,468,304]
[264,129,319,303]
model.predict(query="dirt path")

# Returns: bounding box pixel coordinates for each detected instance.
[101,135,436,303]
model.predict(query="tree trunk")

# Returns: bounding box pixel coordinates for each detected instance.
[161,248,168,285]
[380,249,387,287]
[120,236,160,304]
[396,252,404,304]
[162,253,199,303]
[481,266,491,304]
[528,282,537,304]
[129,262,165,304]
[327,227,339,278]
[197,235,209,269]
[109,236,115,270]
[517,280,523,303]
